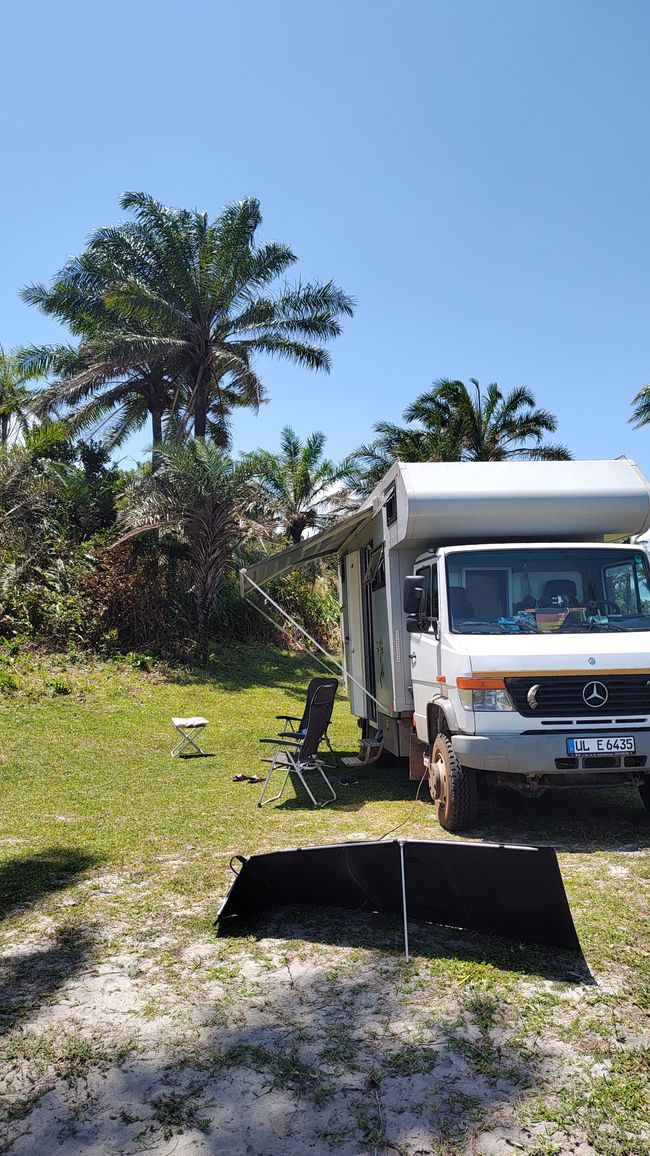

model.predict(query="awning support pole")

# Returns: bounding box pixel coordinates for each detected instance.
[241,593,338,677]
[398,839,410,961]
[242,572,386,713]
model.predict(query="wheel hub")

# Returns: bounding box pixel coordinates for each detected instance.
[436,757,448,807]
[429,756,447,805]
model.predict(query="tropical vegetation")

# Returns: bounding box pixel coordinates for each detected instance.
[20,193,354,455]
[244,424,353,543]
[629,381,650,431]
[0,346,32,446]
[351,377,572,494]
[0,192,581,660]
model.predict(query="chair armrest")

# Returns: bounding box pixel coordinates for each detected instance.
[276,715,300,722]
[259,737,301,746]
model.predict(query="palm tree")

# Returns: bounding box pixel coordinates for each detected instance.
[116,440,263,658]
[20,193,354,454]
[244,426,354,544]
[630,384,650,430]
[348,416,464,495]
[0,347,33,446]
[0,421,78,597]
[350,378,570,494]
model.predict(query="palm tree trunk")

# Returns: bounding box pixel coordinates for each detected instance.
[193,365,207,441]
[151,408,163,445]
[1,415,8,445]
[288,517,307,544]
[151,407,163,470]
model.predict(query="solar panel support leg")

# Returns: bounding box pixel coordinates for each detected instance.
[398,839,410,961]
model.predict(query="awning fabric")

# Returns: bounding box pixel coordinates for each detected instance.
[240,508,372,591]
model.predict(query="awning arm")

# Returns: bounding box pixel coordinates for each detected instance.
[241,571,386,714]
[239,507,373,592]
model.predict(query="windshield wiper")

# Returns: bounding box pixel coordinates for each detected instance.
[455,622,503,634]
[560,621,626,633]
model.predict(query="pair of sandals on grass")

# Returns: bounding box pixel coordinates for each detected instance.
[232,773,265,783]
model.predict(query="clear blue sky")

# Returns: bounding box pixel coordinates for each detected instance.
[3,0,650,473]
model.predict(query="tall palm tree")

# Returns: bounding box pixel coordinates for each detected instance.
[20,194,354,454]
[0,347,33,446]
[244,425,354,543]
[116,440,263,658]
[350,378,570,494]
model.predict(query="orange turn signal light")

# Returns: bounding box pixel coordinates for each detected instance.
[457,677,506,690]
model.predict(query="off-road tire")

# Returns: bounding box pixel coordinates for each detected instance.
[639,777,650,814]
[429,734,478,832]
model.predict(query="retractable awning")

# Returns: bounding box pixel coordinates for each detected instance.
[240,508,372,592]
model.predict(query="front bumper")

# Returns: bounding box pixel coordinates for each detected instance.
[452,731,650,776]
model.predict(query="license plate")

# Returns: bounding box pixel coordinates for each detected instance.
[567,736,636,755]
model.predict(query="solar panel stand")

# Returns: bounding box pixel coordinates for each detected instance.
[398,839,410,961]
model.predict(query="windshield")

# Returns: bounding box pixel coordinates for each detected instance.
[446,547,650,634]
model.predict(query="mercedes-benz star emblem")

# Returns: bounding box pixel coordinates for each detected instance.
[583,681,608,708]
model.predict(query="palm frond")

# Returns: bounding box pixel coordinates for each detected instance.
[630,385,650,428]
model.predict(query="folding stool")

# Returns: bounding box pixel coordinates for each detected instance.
[171,716,209,757]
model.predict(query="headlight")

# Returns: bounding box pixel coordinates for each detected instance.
[473,688,514,711]
[458,679,513,707]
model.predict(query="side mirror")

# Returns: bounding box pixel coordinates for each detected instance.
[403,575,426,615]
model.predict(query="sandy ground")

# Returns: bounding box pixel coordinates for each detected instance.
[0,868,613,1156]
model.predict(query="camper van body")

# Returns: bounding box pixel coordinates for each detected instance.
[242,459,650,827]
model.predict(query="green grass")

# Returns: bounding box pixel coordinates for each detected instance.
[0,644,649,1155]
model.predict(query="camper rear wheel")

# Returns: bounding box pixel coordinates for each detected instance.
[429,735,478,832]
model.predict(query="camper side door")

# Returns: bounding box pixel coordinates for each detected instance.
[410,560,441,743]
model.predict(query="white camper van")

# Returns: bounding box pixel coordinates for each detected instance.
[241,459,650,831]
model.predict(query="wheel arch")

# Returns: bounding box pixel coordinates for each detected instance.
[426,699,457,745]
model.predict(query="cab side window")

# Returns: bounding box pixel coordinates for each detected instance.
[415,564,438,629]
[415,565,430,622]
[430,563,439,620]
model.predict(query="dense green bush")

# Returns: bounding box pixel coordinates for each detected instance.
[0,429,342,657]
[212,564,340,651]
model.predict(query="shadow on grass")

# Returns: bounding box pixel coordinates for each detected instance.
[272,762,650,853]
[2,965,562,1155]
[0,925,95,1036]
[161,646,340,697]
[0,849,100,1048]
[218,904,592,985]
[0,847,100,922]
[471,780,650,854]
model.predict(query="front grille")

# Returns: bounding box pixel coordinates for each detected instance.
[506,674,650,717]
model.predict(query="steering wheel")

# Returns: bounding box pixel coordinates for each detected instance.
[587,599,620,616]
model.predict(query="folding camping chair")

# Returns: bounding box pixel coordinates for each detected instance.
[258,682,338,808]
[275,677,338,768]
[171,716,209,757]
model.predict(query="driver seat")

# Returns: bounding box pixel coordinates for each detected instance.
[542,579,579,607]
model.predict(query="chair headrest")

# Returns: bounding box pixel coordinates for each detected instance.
[543,579,577,600]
